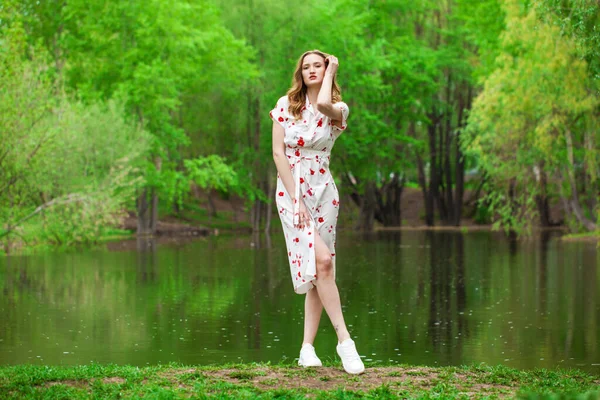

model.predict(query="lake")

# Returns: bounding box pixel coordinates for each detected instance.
[1,230,598,373]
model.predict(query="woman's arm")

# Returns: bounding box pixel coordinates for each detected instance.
[272,121,311,229]
[316,56,343,122]
[272,122,296,200]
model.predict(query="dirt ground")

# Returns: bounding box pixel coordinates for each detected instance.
[192,366,513,396]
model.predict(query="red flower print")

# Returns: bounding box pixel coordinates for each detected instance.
[280,107,284,112]
[295,149,300,157]
[278,116,284,122]
[307,189,313,196]
[310,169,315,175]
[303,120,307,124]
[288,251,292,256]
[279,192,285,197]
[298,272,301,277]
[332,199,338,206]
[317,118,323,127]
[300,177,304,184]
[294,237,299,243]
[319,168,326,174]
[269,111,273,118]
[309,243,313,248]
[318,217,324,223]
[297,137,305,147]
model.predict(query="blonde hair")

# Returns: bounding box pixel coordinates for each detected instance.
[286,49,342,120]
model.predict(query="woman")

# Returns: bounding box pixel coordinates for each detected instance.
[269,50,364,375]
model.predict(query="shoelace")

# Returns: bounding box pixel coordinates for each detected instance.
[340,342,361,362]
[301,346,318,358]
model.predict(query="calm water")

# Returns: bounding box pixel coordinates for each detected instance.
[0,231,598,373]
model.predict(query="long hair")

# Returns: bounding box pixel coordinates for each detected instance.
[286,49,342,120]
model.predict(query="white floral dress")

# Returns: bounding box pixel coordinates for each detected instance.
[270,94,349,294]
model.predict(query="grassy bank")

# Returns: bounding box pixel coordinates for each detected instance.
[1,362,598,399]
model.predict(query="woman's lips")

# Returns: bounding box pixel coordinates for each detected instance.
[309,76,317,80]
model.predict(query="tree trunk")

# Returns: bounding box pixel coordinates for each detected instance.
[357,181,376,231]
[584,129,598,221]
[206,193,217,218]
[564,128,597,231]
[453,84,470,226]
[137,188,151,235]
[149,156,162,234]
[534,165,551,227]
[264,172,274,233]
[374,174,404,226]
[416,151,434,226]
[250,89,264,233]
[443,71,455,225]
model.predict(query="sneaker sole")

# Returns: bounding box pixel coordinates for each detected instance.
[298,361,323,367]
[342,365,365,374]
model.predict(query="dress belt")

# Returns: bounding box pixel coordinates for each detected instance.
[288,151,321,227]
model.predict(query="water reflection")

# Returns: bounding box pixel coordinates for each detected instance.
[0,231,598,373]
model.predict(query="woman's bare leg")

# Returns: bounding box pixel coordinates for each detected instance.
[302,287,323,345]
[312,230,351,343]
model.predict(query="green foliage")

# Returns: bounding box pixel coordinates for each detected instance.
[463,0,598,233]
[2,0,600,249]
[0,39,149,252]
[185,155,238,193]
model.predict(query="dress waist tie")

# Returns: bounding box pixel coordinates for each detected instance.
[289,152,317,227]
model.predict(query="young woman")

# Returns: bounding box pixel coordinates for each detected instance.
[269,50,364,374]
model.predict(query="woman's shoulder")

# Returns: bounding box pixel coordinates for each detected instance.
[276,95,290,106]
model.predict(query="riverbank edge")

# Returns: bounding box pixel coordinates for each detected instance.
[1,362,599,399]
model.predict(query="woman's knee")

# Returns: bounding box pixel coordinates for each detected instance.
[316,254,333,275]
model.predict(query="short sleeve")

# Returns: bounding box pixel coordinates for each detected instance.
[332,101,349,137]
[269,96,288,128]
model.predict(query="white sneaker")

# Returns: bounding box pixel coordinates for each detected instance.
[336,338,365,374]
[298,343,322,367]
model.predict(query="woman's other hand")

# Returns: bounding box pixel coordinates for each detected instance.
[296,199,311,230]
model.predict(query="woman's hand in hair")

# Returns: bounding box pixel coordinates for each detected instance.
[325,55,338,77]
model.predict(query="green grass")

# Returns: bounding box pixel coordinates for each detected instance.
[562,231,600,242]
[0,362,598,399]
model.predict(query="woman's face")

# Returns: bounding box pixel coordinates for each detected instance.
[301,53,327,87]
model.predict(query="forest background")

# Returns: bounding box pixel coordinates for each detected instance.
[0,0,598,254]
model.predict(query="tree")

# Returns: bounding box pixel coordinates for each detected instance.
[463,0,598,233]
